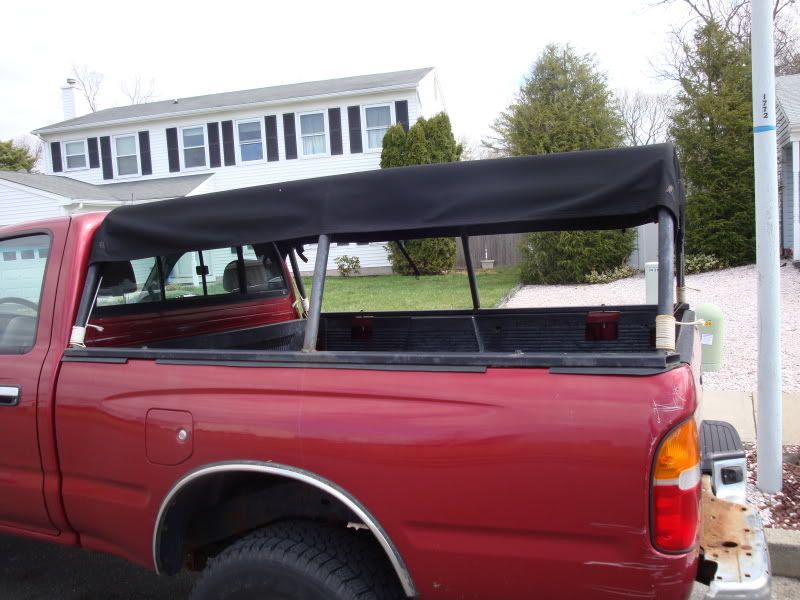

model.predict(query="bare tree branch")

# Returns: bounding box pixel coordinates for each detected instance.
[652,0,800,76]
[618,90,673,146]
[12,135,43,172]
[121,75,156,104]
[71,65,104,112]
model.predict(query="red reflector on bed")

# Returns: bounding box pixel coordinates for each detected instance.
[585,311,620,341]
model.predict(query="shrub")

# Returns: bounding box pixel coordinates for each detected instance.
[519,229,635,284]
[684,253,729,274]
[335,255,361,277]
[388,238,457,275]
[584,264,635,284]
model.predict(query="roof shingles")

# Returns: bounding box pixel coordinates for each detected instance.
[0,171,211,201]
[34,67,433,134]
[777,74,800,126]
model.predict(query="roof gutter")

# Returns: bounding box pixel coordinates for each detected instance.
[32,82,422,136]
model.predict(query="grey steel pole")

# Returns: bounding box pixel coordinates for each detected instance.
[657,208,674,317]
[675,210,686,303]
[461,235,480,310]
[302,234,330,352]
[752,0,783,493]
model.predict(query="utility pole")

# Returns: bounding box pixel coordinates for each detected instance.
[751,0,783,493]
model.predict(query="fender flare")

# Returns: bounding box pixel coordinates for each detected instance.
[152,460,417,598]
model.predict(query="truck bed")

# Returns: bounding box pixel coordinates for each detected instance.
[69,305,692,372]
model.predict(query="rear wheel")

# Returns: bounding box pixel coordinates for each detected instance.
[190,520,404,600]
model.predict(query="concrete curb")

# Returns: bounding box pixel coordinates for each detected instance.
[766,528,800,578]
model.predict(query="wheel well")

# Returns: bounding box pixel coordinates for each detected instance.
[154,465,415,597]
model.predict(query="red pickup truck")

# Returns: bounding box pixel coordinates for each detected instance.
[0,144,769,599]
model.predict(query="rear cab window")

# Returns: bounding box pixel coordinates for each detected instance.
[93,244,288,315]
[0,234,51,353]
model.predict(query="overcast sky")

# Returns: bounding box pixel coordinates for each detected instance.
[2,0,692,147]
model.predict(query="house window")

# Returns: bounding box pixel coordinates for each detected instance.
[64,140,87,170]
[114,135,139,176]
[365,105,392,149]
[237,120,264,162]
[299,112,326,156]
[182,126,207,168]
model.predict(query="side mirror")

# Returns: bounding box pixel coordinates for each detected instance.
[695,303,724,373]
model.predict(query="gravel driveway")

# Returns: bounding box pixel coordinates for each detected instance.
[502,264,800,391]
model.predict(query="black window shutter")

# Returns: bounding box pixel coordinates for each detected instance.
[395,100,409,132]
[207,122,221,168]
[87,137,100,169]
[138,131,152,175]
[347,106,362,154]
[328,108,343,156]
[166,128,180,172]
[50,142,63,172]
[282,113,297,160]
[265,116,279,162]
[99,136,113,180]
[221,121,235,166]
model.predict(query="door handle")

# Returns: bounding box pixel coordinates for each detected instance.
[0,386,19,406]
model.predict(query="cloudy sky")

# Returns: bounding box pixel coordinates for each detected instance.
[2,0,692,147]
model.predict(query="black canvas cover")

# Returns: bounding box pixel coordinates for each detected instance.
[89,144,684,263]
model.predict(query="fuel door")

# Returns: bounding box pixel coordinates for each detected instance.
[146,409,193,466]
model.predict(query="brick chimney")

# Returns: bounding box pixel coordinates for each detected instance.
[61,78,77,120]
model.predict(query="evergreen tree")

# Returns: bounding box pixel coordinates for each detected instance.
[379,125,408,169]
[486,44,633,284]
[423,113,462,163]
[405,119,431,165]
[487,44,622,156]
[669,21,755,265]
[0,140,37,172]
[380,113,462,275]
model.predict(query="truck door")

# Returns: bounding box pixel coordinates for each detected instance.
[0,229,59,533]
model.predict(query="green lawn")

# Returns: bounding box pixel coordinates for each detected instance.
[303,268,519,312]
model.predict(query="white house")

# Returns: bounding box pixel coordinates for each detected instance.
[12,67,444,274]
[776,74,800,262]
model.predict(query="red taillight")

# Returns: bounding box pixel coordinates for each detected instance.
[651,419,701,553]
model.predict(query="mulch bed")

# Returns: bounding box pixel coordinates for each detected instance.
[744,442,800,531]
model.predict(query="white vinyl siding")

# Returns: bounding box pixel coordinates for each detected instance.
[364,104,392,150]
[0,180,66,227]
[182,126,207,169]
[236,120,264,163]
[64,140,87,170]
[299,111,327,157]
[299,242,390,274]
[114,134,139,177]
[38,91,417,202]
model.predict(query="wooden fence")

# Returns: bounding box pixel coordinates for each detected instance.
[456,234,523,269]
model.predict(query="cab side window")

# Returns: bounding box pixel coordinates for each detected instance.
[0,234,50,353]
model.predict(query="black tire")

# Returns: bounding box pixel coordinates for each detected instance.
[190,520,405,600]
